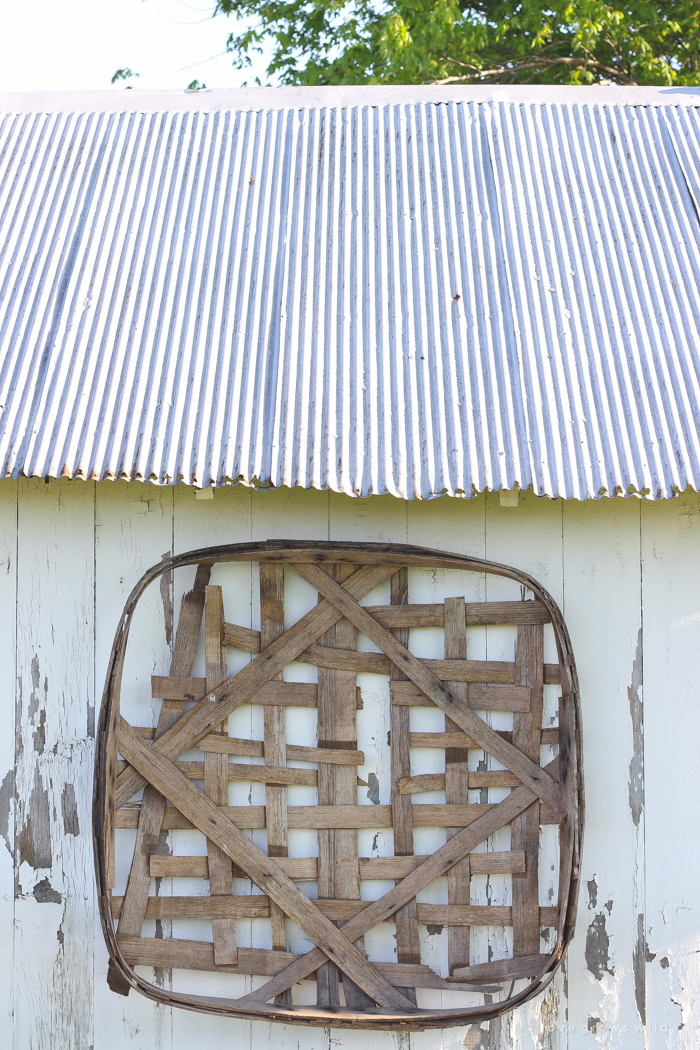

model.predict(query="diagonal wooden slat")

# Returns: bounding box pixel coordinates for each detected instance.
[289,562,560,814]
[238,757,560,1004]
[116,563,398,807]
[117,717,417,1012]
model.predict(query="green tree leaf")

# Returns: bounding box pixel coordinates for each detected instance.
[213,0,700,86]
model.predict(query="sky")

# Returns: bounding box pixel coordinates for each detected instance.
[0,0,274,94]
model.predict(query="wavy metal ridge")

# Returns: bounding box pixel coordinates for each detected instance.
[1,98,700,499]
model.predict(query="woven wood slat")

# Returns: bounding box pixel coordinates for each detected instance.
[96,542,582,1030]
[444,596,471,975]
[259,562,290,1004]
[204,585,238,965]
[389,568,421,1005]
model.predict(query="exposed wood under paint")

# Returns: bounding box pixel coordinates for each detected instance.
[2,480,693,1047]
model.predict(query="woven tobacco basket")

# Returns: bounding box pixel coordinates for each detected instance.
[94,540,583,1031]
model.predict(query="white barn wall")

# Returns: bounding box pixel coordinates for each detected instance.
[1,479,698,1048]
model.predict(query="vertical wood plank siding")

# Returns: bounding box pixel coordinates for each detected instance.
[1,478,697,1046]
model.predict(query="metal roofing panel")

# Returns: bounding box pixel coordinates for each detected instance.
[1,89,700,500]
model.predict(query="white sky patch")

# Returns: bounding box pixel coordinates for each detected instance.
[0,0,275,92]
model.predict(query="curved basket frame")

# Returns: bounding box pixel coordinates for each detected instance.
[94,540,583,1031]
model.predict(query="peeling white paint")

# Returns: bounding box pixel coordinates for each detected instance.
[1,478,699,1046]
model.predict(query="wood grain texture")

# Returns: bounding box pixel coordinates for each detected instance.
[14,479,96,1048]
[117,936,498,990]
[116,562,396,806]
[410,728,559,749]
[151,855,319,880]
[149,850,527,880]
[389,680,531,711]
[240,758,560,1003]
[450,954,551,982]
[389,568,421,1005]
[511,623,545,958]
[94,528,582,1033]
[115,800,558,830]
[259,561,289,999]
[116,758,321,786]
[290,562,561,812]
[316,562,371,1010]
[117,562,210,944]
[204,584,238,965]
[221,600,551,643]
[152,677,364,709]
[444,596,471,974]
[398,771,520,793]
[415,905,558,926]
[199,735,364,765]
[117,717,416,1012]
[0,481,15,1039]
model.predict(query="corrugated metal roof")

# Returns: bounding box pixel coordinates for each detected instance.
[1,85,700,500]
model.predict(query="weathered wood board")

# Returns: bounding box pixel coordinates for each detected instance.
[94,537,582,1030]
[1,479,697,1047]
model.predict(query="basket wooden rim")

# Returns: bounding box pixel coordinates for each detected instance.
[94,539,583,1030]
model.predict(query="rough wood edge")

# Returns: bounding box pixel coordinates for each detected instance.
[94,540,582,1031]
